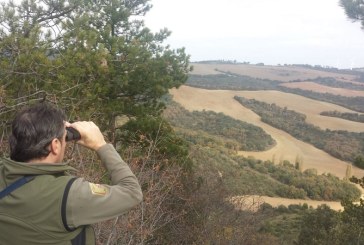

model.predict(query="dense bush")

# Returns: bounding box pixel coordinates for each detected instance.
[354,155,364,169]
[235,157,361,201]
[297,202,364,245]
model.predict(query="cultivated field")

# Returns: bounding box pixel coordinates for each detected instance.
[230,89,364,133]
[170,85,364,179]
[191,63,359,83]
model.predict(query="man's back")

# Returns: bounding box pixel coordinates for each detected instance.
[0,158,91,245]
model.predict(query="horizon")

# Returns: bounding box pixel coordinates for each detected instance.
[188,59,364,70]
[145,0,364,70]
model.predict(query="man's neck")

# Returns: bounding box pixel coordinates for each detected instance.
[27,156,58,164]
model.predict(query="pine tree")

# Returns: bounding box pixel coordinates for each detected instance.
[340,0,364,29]
[0,0,191,137]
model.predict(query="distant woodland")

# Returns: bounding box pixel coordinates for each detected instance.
[320,110,364,123]
[310,77,364,91]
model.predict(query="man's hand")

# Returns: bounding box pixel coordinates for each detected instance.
[68,121,107,151]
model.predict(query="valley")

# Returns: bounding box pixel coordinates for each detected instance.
[168,63,364,212]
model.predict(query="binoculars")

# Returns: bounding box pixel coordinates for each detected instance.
[65,127,81,142]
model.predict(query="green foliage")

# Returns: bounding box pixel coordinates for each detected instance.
[297,201,364,245]
[340,0,364,29]
[260,211,303,244]
[0,2,194,242]
[117,115,191,169]
[298,205,340,245]
[181,158,281,245]
[312,77,364,91]
[236,157,361,201]
[354,155,364,169]
[321,110,364,123]
[261,200,364,245]
[340,199,364,244]
[187,73,279,90]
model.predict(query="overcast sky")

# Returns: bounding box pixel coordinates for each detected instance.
[144,0,364,69]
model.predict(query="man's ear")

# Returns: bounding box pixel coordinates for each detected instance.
[49,138,61,156]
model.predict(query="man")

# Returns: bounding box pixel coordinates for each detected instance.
[0,103,143,244]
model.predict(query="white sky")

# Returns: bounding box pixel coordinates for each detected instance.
[144,0,364,69]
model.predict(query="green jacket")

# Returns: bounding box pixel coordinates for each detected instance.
[0,144,143,245]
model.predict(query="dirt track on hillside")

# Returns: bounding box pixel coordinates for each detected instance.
[170,86,364,179]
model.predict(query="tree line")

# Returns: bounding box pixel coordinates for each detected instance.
[310,77,364,90]
[320,110,364,123]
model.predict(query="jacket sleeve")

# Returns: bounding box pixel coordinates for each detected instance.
[65,144,143,228]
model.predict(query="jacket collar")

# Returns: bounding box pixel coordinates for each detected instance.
[1,158,77,181]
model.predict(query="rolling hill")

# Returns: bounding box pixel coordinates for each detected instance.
[166,62,364,212]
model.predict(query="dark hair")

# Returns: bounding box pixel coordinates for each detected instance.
[9,103,66,162]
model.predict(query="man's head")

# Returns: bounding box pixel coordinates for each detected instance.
[9,103,67,163]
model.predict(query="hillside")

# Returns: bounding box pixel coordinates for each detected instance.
[169,86,364,178]
[163,97,361,200]
[166,64,364,220]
